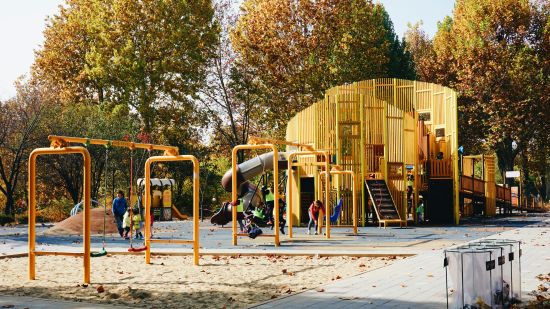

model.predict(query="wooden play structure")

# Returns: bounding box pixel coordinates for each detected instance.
[284,78,543,225]
[285,78,461,225]
[459,155,512,216]
[28,136,200,283]
[136,178,189,221]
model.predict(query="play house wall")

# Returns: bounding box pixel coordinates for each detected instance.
[286,78,459,226]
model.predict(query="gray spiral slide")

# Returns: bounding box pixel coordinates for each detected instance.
[211,152,288,226]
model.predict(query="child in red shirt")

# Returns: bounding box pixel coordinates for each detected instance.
[307,200,325,235]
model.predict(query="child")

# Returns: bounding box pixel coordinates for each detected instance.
[132,207,144,239]
[307,200,325,235]
[122,208,131,239]
[416,195,425,223]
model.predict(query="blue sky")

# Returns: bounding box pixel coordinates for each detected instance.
[0,0,455,101]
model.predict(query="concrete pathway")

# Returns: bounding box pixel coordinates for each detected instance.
[251,218,550,308]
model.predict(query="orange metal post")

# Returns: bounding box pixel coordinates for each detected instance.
[287,151,330,238]
[231,144,280,246]
[28,147,91,283]
[144,155,200,265]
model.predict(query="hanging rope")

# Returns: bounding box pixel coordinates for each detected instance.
[129,147,135,248]
[91,141,111,257]
[128,145,147,252]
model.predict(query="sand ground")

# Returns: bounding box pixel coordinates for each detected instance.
[0,254,400,308]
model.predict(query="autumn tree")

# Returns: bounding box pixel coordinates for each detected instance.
[406,0,550,197]
[34,0,219,132]
[231,0,413,133]
[0,80,43,217]
[404,22,435,82]
[196,0,268,162]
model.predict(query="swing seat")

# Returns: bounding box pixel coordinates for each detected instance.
[128,246,147,252]
[325,198,343,224]
[91,248,108,257]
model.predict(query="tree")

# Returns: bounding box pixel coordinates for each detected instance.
[197,0,266,161]
[0,80,43,217]
[34,0,220,132]
[404,21,436,82]
[40,103,140,204]
[407,0,550,196]
[231,0,410,132]
[450,0,549,190]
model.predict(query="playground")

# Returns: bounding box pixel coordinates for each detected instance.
[0,77,547,308]
[1,214,549,308]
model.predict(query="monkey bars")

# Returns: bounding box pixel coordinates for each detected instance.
[144,155,200,265]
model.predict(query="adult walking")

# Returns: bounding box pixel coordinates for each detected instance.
[112,190,128,237]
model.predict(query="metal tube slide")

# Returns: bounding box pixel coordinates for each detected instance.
[221,151,287,192]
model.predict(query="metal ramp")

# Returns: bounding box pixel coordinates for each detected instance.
[365,179,405,228]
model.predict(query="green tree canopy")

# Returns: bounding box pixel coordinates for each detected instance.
[34,0,220,132]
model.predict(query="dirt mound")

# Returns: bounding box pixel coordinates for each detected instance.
[45,207,119,236]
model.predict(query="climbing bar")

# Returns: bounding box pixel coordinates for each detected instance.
[28,146,91,284]
[33,251,85,257]
[144,155,200,266]
[287,151,331,239]
[48,135,179,156]
[149,239,194,245]
[231,144,281,247]
[320,169,358,235]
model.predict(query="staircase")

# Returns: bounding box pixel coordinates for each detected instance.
[365,179,405,228]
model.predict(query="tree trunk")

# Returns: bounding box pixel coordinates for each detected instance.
[4,193,15,218]
[520,150,530,199]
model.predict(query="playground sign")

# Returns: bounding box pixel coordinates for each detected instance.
[505,171,520,178]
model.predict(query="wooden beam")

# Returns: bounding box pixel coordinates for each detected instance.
[48,135,179,156]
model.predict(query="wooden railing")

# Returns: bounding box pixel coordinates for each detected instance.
[460,175,484,195]
[427,159,452,178]
[496,184,511,202]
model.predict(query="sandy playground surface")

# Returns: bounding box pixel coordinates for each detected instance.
[0,254,401,308]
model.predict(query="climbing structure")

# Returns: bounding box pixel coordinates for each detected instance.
[286,78,461,225]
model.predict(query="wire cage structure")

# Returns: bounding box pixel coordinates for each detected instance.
[444,239,522,308]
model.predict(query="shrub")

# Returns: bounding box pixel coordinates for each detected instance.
[37,197,74,222]
[0,214,15,226]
